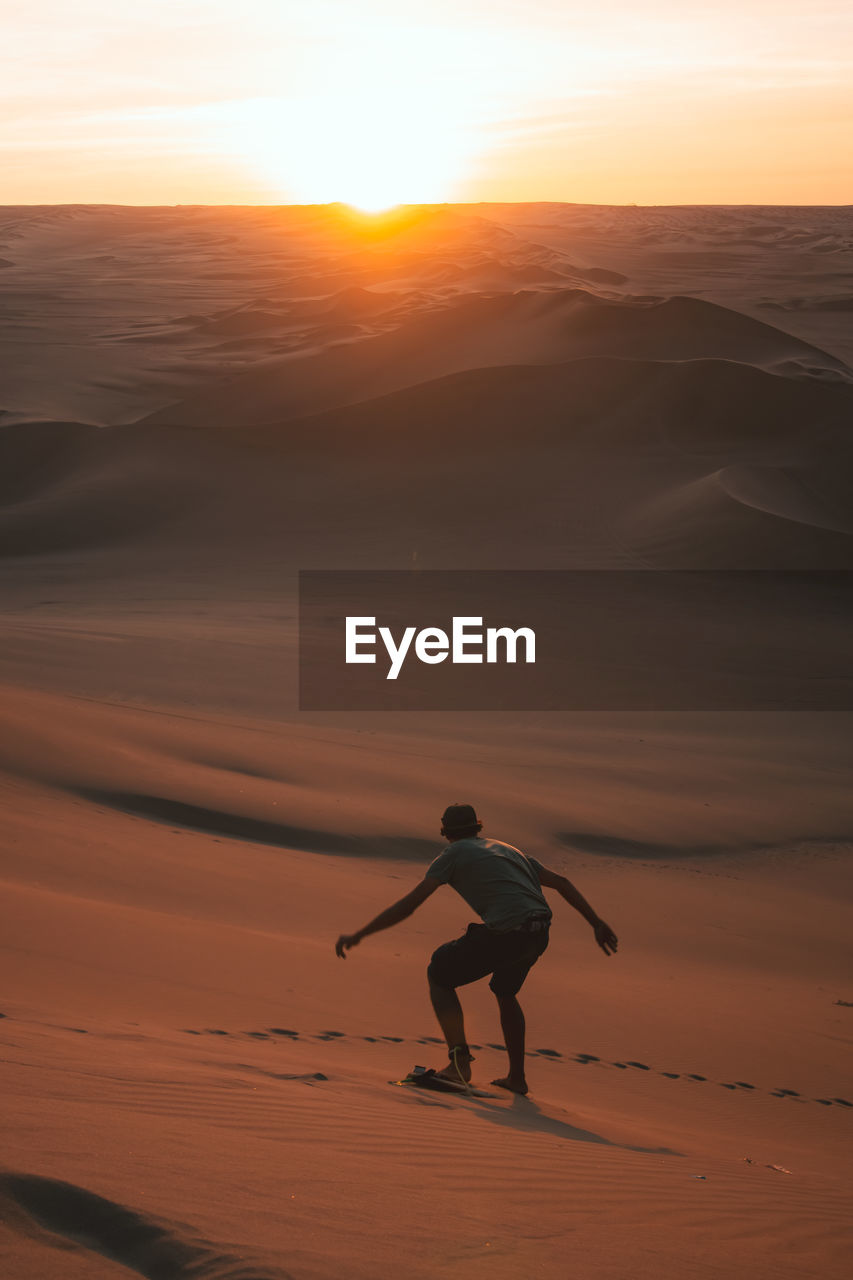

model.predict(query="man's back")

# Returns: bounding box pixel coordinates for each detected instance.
[426,836,552,931]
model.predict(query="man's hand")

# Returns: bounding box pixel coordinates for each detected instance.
[335,879,440,960]
[593,919,618,956]
[335,933,361,959]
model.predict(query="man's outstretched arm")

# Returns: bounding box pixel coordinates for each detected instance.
[335,877,441,958]
[535,864,619,955]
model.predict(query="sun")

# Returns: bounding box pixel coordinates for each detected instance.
[341,180,405,215]
[347,196,398,215]
[230,80,474,209]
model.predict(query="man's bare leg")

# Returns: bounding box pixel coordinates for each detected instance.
[492,992,528,1094]
[428,979,472,1082]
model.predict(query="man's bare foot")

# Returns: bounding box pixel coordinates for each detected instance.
[491,1075,529,1095]
[437,1046,472,1084]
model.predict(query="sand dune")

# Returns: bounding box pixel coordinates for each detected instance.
[2,203,852,1280]
[2,356,851,567]
[145,286,850,433]
[0,1168,292,1280]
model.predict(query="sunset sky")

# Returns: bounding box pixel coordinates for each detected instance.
[4,0,852,207]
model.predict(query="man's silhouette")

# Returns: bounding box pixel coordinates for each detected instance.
[336,804,618,1094]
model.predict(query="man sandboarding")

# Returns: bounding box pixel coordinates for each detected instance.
[335,804,618,1095]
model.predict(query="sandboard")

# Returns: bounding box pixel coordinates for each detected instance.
[391,1065,497,1098]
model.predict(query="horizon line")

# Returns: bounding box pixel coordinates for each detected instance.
[4,200,852,211]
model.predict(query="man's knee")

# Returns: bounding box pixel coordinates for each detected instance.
[427,957,451,989]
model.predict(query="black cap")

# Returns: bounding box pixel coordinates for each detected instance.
[441,803,480,832]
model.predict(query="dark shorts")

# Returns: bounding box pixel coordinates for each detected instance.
[427,917,551,997]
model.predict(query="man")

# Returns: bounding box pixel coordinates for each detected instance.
[335,803,618,1095]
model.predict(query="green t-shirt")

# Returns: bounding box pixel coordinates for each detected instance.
[426,836,552,932]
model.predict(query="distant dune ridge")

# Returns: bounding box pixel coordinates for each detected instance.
[1,203,852,1280]
[0,203,851,568]
[2,353,851,565]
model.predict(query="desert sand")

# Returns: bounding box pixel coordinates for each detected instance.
[0,202,851,1278]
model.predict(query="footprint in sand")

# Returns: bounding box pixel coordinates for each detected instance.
[171,1028,849,1112]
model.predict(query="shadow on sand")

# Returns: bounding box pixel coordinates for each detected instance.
[399,1086,683,1156]
[74,787,436,861]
